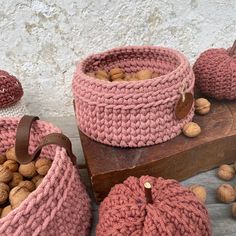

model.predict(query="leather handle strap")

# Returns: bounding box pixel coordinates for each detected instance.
[15,115,76,165]
[15,115,39,164]
[32,133,77,165]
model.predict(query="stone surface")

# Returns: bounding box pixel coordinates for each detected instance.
[0,0,236,116]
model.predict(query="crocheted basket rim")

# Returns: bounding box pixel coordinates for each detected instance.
[0,118,71,221]
[77,45,190,89]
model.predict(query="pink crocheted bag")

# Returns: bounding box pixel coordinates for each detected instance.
[73,46,195,147]
[97,175,211,236]
[0,116,91,236]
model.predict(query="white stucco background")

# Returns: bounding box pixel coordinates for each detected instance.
[0,0,235,116]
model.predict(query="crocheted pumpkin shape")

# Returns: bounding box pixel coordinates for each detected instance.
[193,41,236,100]
[97,176,211,236]
[0,70,23,108]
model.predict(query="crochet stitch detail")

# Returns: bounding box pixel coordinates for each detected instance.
[73,46,195,147]
[0,70,23,108]
[97,175,211,236]
[0,118,91,236]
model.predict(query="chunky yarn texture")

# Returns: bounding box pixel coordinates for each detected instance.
[0,70,23,108]
[73,46,195,147]
[0,101,28,117]
[193,47,236,100]
[97,176,211,236]
[0,118,91,236]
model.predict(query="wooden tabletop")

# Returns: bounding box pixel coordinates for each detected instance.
[43,115,236,236]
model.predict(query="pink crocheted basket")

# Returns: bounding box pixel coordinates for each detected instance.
[73,46,195,147]
[0,116,91,236]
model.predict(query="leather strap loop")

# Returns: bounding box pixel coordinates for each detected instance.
[15,115,39,164]
[32,133,77,165]
[15,115,76,165]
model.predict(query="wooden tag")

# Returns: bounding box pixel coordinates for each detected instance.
[175,93,194,120]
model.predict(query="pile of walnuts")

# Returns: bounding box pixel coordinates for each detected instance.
[87,68,159,82]
[0,147,52,218]
[216,163,236,218]
[182,98,211,138]
[189,163,236,219]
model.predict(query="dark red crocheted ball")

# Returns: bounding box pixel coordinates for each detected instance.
[193,41,236,100]
[0,70,23,108]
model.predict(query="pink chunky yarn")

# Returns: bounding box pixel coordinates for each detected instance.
[73,46,195,147]
[97,176,211,236]
[193,42,236,100]
[0,118,91,236]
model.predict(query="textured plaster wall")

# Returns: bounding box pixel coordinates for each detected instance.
[0,0,236,116]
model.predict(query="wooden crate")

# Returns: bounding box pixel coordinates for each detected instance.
[79,100,236,202]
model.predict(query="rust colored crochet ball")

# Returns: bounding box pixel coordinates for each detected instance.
[97,176,211,236]
[193,41,236,100]
[0,70,23,108]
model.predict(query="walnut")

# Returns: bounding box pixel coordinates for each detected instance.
[19,162,36,178]
[217,164,235,181]
[217,184,236,203]
[0,182,10,204]
[5,147,17,161]
[232,203,236,218]
[35,158,52,176]
[136,69,152,80]
[0,155,6,164]
[109,68,125,81]
[195,98,211,115]
[9,186,30,209]
[18,181,35,192]
[31,175,43,184]
[8,172,23,189]
[3,160,19,172]
[95,70,109,81]
[189,185,207,203]
[1,205,12,218]
[182,122,201,138]
[0,165,12,183]
[35,177,44,188]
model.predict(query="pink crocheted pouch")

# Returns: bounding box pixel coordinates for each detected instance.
[73,46,195,147]
[0,116,91,236]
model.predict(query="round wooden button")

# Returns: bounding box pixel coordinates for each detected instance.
[175,93,194,120]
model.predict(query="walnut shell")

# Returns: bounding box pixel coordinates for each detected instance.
[3,160,19,172]
[35,177,44,188]
[18,181,35,192]
[95,70,109,81]
[189,185,207,203]
[217,164,235,181]
[1,205,12,218]
[31,175,43,184]
[232,203,236,218]
[0,183,10,204]
[109,68,125,81]
[5,147,17,161]
[19,162,36,178]
[195,98,211,115]
[9,172,23,189]
[217,184,236,203]
[35,158,52,176]
[0,165,13,183]
[136,69,152,80]
[182,122,201,138]
[0,155,6,164]
[9,186,30,209]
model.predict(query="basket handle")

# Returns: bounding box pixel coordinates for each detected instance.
[15,115,77,165]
